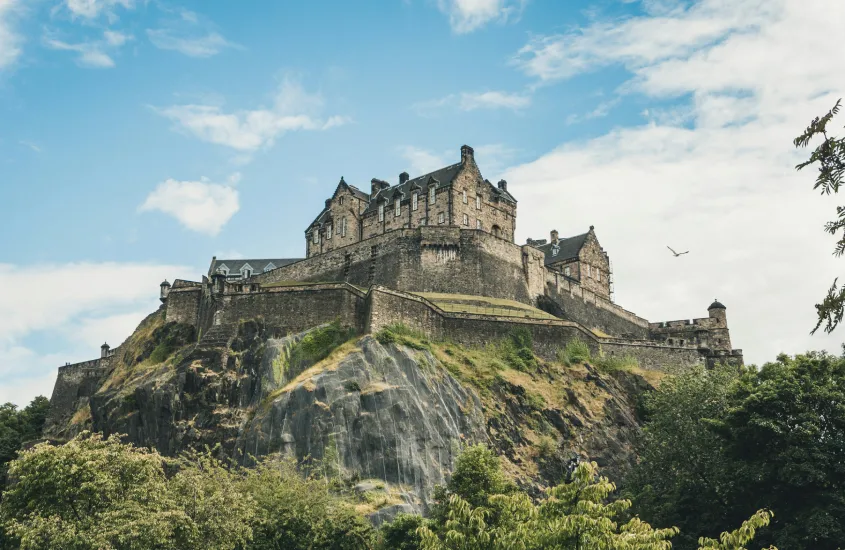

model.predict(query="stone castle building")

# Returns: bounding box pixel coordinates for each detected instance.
[49,145,742,427]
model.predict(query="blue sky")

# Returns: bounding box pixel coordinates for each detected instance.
[1,0,843,405]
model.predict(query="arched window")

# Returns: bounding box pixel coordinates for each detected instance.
[492,224,501,238]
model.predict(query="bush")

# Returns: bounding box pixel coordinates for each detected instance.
[378,513,428,550]
[375,324,430,350]
[499,328,538,372]
[594,353,639,372]
[558,337,592,366]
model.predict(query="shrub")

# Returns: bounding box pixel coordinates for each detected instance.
[375,324,430,350]
[595,353,640,372]
[558,338,592,366]
[499,328,538,372]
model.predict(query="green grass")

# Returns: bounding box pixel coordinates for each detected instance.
[594,353,640,373]
[287,320,356,375]
[411,292,559,320]
[375,323,431,350]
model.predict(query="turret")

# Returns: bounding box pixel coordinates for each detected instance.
[100,342,110,358]
[707,299,732,352]
[211,271,226,294]
[708,299,727,326]
[460,144,475,165]
[160,280,171,302]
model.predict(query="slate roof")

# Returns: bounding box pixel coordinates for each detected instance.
[363,162,463,215]
[708,299,727,310]
[487,180,517,204]
[209,258,302,277]
[533,232,590,265]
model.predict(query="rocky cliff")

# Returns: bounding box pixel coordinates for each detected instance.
[45,307,660,521]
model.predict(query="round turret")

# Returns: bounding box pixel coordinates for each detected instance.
[160,280,171,302]
[708,298,727,326]
[100,342,110,358]
[708,299,726,310]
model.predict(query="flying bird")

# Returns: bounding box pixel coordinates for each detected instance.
[667,246,689,257]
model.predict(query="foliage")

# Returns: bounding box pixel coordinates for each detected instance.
[627,353,845,549]
[430,444,516,519]
[377,513,428,550]
[289,320,357,371]
[794,98,845,334]
[375,323,430,350]
[697,510,777,550]
[594,353,640,373]
[558,337,592,366]
[0,396,50,481]
[241,454,374,550]
[498,328,538,372]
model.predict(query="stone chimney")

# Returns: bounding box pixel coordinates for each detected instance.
[460,145,475,165]
[371,178,390,198]
[550,230,559,244]
[399,172,409,185]
[325,199,332,210]
[498,179,507,191]
[101,342,110,358]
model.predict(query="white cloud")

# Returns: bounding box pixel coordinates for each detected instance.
[18,140,42,152]
[566,98,621,125]
[65,0,134,20]
[103,29,130,46]
[0,0,21,71]
[437,0,527,34]
[0,261,190,406]
[139,176,240,236]
[414,90,530,115]
[147,29,235,57]
[399,143,518,179]
[399,146,449,175]
[153,78,348,152]
[43,29,133,68]
[501,0,845,365]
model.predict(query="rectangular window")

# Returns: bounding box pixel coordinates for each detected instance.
[430,186,436,203]
[476,219,482,230]
[438,212,445,224]
[327,224,333,239]
[588,265,592,278]
[378,203,385,222]
[476,195,481,210]
[339,196,344,205]
[341,217,347,237]
[412,192,418,211]
[462,190,468,204]
[462,214,468,226]
[597,270,601,282]
[312,231,319,244]
[395,198,401,217]
[421,217,427,226]
[564,266,570,277]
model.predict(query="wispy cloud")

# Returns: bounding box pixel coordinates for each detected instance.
[139,175,241,236]
[398,146,449,175]
[398,143,518,179]
[146,8,240,58]
[43,28,134,68]
[437,0,527,34]
[565,98,620,125]
[414,90,531,116]
[152,78,350,152]
[0,0,21,71]
[18,140,42,153]
[64,0,135,21]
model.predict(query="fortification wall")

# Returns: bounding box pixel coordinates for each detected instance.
[544,272,649,338]
[600,340,703,371]
[44,357,111,436]
[165,287,202,325]
[216,284,367,335]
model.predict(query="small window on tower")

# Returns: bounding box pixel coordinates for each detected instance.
[462,214,468,226]
[339,196,344,205]
[421,217,427,226]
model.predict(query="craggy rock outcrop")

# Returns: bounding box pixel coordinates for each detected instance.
[47,314,658,514]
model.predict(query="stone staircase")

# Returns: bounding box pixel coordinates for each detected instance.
[199,324,235,349]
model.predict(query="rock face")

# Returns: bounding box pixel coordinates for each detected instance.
[46,312,657,514]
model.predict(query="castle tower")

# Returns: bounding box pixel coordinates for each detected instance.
[100,342,110,358]
[707,299,732,351]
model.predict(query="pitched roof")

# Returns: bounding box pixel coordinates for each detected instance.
[533,232,590,265]
[209,258,301,277]
[363,162,463,214]
[488,180,517,204]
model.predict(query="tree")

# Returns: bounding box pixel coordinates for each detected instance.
[0,432,253,550]
[0,396,51,483]
[794,98,845,334]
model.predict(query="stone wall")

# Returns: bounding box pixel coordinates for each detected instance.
[165,286,202,325]
[44,357,110,436]
[600,340,704,371]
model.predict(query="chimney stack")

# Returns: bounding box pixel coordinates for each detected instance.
[399,172,409,185]
[497,179,507,191]
[460,145,474,165]
[551,230,559,244]
[325,199,332,210]
[371,178,390,198]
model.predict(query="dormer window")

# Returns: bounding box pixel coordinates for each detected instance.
[240,263,254,279]
[327,224,333,239]
[312,231,319,244]
[217,264,230,276]
[412,192,418,211]
[395,197,401,217]
[378,203,385,222]
[429,185,436,204]
[263,262,277,272]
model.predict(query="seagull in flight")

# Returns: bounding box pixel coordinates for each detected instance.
[667,246,689,257]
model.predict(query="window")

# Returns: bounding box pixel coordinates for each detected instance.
[327,224,333,239]
[341,217,347,237]
[421,217,427,226]
[476,195,481,210]
[339,196,344,205]
[429,186,436,203]
[476,219,482,230]
[312,231,319,244]
[264,263,276,272]
[597,270,601,282]
[395,197,401,217]
[462,190,468,204]
[378,203,385,222]
[587,265,592,278]
[438,212,445,224]
[564,266,571,277]
[412,192,418,211]
[462,214,469,226]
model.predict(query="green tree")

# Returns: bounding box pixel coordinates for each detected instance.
[0,396,51,483]
[0,432,253,550]
[377,513,428,550]
[794,98,845,334]
[241,454,373,550]
[624,364,746,549]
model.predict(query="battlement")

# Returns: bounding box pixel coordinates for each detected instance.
[649,317,715,329]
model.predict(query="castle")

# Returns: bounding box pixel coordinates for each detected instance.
[48,145,742,427]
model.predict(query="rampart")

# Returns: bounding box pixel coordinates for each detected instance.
[44,355,113,436]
